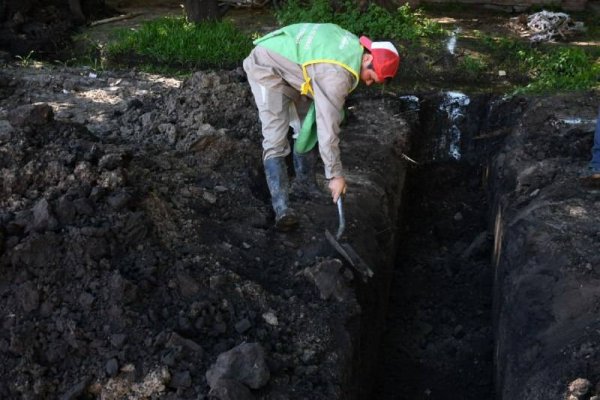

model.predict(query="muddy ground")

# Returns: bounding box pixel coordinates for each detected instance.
[1,3,600,400]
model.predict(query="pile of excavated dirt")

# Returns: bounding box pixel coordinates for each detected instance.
[0,0,116,58]
[0,64,408,399]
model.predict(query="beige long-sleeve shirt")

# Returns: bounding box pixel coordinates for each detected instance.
[244,45,355,179]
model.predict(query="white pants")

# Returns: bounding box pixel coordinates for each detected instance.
[247,77,310,161]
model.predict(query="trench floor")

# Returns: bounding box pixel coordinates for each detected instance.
[373,162,494,400]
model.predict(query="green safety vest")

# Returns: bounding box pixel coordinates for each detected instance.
[254,23,363,153]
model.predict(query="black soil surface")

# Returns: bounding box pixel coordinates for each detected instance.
[0,65,407,399]
[0,0,117,58]
[374,162,494,400]
[1,3,600,400]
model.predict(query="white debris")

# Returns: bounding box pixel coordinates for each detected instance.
[446,28,461,55]
[560,117,597,126]
[399,95,419,103]
[439,92,470,161]
[525,11,586,42]
[262,312,278,326]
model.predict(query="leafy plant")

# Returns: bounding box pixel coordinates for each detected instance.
[70,33,107,70]
[15,51,36,67]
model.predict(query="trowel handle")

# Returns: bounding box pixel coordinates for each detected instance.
[335,197,345,240]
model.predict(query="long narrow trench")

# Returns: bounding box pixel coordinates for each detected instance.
[372,159,495,399]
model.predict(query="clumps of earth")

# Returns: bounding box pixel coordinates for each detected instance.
[0,64,407,399]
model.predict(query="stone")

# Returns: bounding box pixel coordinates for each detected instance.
[110,334,127,349]
[30,198,54,232]
[59,379,89,400]
[567,378,591,397]
[206,342,270,389]
[234,318,252,334]
[78,292,95,308]
[169,370,192,389]
[98,153,124,171]
[262,312,278,326]
[8,103,54,127]
[302,259,351,301]
[208,379,254,400]
[106,191,132,210]
[55,196,76,225]
[166,332,203,354]
[105,358,119,377]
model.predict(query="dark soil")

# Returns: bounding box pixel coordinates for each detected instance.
[374,162,494,400]
[0,65,408,399]
[0,3,600,400]
[0,0,117,58]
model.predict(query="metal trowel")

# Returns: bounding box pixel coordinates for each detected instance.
[325,197,374,282]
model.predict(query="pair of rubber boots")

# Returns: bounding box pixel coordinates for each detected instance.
[264,150,321,231]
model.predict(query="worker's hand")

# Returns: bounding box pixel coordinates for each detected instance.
[328,176,347,204]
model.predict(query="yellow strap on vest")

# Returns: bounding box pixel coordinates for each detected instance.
[300,67,314,96]
[300,60,360,96]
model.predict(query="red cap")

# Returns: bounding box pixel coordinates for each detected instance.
[359,36,400,81]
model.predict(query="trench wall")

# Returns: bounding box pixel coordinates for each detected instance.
[331,92,412,399]
[381,91,600,399]
[490,93,600,399]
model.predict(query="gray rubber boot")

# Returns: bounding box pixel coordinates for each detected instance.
[264,157,299,231]
[291,149,323,199]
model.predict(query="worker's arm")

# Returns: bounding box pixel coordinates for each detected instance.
[307,63,353,202]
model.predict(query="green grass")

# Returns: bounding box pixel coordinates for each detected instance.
[92,4,598,93]
[516,46,600,93]
[473,33,600,93]
[458,54,488,79]
[106,17,253,69]
[275,0,446,42]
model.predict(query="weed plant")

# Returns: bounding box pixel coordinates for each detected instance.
[106,17,253,69]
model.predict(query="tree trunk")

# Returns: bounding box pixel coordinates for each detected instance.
[184,0,221,23]
[68,0,86,22]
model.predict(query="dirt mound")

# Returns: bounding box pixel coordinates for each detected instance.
[0,64,407,399]
[0,0,116,57]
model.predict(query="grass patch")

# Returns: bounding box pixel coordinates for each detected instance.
[106,17,253,70]
[71,3,597,94]
[516,46,600,93]
[458,54,488,79]
[472,33,599,93]
[275,0,446,42]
